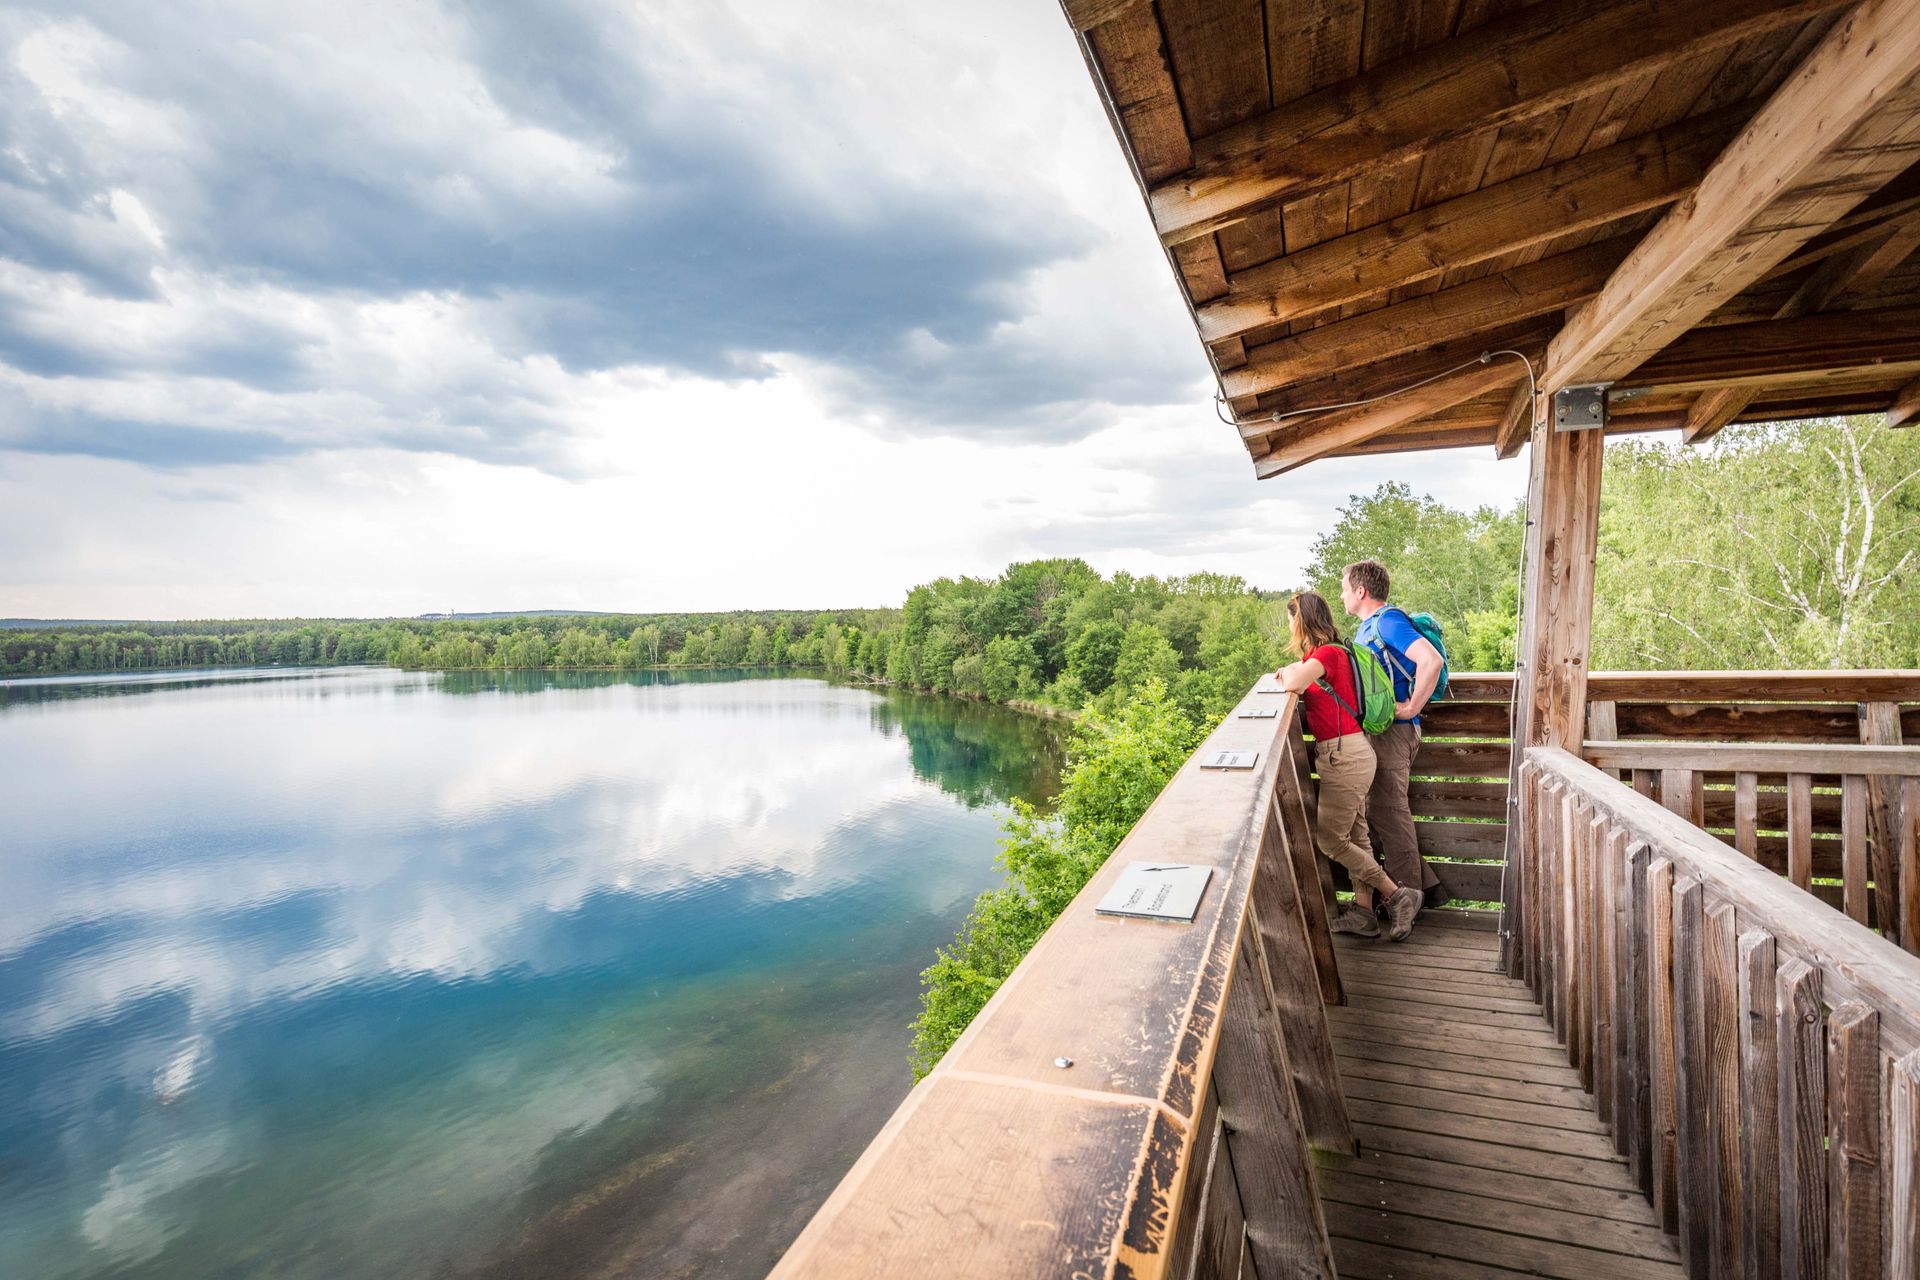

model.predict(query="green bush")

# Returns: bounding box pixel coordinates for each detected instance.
[907,679,1202,1079]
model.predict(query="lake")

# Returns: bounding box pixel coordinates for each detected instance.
[0,667,1064,1279]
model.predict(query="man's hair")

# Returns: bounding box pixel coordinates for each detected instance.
[1343,559,1390,603]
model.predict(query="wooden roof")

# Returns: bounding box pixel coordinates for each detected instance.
[1067,0,1920,476]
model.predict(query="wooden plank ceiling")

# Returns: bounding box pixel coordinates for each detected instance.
[1067,0,1920,476]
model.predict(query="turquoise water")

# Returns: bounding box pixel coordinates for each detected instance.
[0,667,1063,1279]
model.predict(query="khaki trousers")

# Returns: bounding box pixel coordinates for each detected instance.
[1367,720,1439,892]
[1311,732,1391,893]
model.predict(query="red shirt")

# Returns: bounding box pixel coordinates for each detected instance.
[1299,643,1363,740]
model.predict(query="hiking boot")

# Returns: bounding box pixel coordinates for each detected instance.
[1424,884,1453,910]
[1385,886,1422,942]
[1328,902,1380,938]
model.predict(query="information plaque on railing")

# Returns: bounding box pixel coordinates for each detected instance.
[1095,861,1215,922]
[1202,749,1259,769]
[1237,707,1279,719]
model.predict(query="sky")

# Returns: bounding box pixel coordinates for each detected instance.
[0,0,1529,620]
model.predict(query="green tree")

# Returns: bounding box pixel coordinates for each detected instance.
[908,679,1200,1078]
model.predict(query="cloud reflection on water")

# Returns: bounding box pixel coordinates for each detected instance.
[0,668,1060,1277]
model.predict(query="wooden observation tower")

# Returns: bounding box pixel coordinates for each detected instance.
[775,1,1920,1275]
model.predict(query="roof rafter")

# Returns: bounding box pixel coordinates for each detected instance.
[1221,238,1632,402]
[1145,0,1848,247]
[1193,113,1739,344]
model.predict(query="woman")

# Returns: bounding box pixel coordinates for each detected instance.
[1276,591,1421,942]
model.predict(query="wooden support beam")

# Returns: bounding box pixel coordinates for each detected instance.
[1618,305,1920,394]
[1146,0,1845,247]
[1545,0,1920,393]
[1889,374,1920,426]
[1194,116,1736,343]
[1492,378,1537,459]
[1221,240,1627,402]
[1061,0,1142,33]
[1680,389,1753,445]
[1249,355,1528,479]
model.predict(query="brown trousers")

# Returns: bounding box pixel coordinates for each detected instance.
[1311,732,1391,893]
[1367,720,1439,892]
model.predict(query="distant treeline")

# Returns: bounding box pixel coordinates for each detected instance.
[0,610,898,677]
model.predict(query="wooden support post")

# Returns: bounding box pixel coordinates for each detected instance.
[1502,419,1604,972]
[1777,958,1826,1279]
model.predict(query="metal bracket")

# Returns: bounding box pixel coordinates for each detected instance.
[1552,384,1608,431]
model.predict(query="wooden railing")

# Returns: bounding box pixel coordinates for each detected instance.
[1516,748,1920,1278]
[1583,740,1920,946]
[1390,671,1919,946]
[771,687,1348,1279]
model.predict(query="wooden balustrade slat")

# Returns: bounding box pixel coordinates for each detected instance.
[1627,840,1655,1197]
[1635,768,1660,801]
[1274,735,1346,1009]
[1248,799,1351,1151]
[1735,772,1760,860]
[1859,701,1907,951]
[1703,901,1744,1277]
[1777,958,1827,1280]
[1906,776,1920,956]
[1660,767,1704,827]
[1788,775,1814,891]
[1600,822,1625,1133]
[1841,776,1871,928]
[1672,876,1711,1274]
[1168,1085,1221,1279]
[1586,812,1610,1102]
[1614,703,1876,744]
[1738,930,1781,1280]
[1892,1051,1920,1279]
[1213,936,1336,1280]
[1649,856,1680,1235]
[1570,800,1592,1082]
[1825,1004,1882,1279]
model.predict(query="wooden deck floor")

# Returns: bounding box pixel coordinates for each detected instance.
[1314,917,1684,1280]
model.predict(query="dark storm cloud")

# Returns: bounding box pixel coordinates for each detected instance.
[0,0,1188,471]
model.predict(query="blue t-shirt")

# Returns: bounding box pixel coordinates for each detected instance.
[1356,607,1424,723]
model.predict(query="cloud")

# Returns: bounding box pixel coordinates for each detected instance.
[0,0,1203,473]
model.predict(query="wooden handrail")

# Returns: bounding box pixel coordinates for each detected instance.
[1450,669,1920,703]
[771,686,1350,1279]
[1582,740,1920,775]
[1515,748,1920,1277]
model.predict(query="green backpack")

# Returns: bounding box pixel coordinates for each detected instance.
[1317,641,1397,735]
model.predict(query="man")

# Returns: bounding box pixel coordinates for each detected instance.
[1342,559,1446,906]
